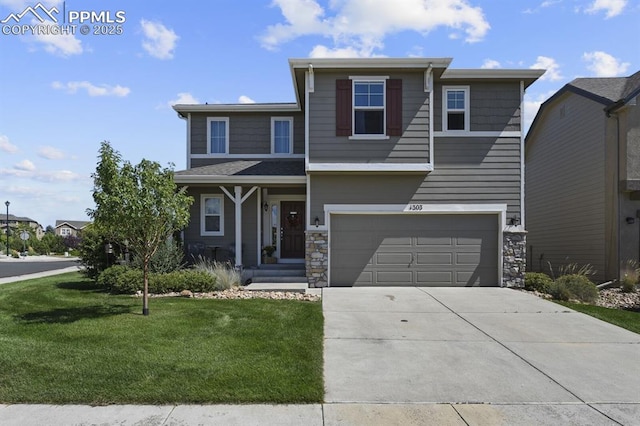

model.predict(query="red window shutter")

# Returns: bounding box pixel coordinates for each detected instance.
[386,79,402,136]
[336,79,352,136]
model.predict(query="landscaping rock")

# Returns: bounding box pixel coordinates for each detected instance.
[136,287,321,302]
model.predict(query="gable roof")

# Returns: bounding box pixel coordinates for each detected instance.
[55,220,91,230]
[526,69,640,142]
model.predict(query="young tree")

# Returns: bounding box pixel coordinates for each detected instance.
[87,141,193,315]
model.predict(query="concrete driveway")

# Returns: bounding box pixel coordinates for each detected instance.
[323,287,640,425]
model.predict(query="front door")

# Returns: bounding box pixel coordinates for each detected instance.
[280,201,305,258]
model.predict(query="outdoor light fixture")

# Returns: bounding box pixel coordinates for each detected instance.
[626,217,636,225]
[314,216,319,227]
[263,202,269,212]
[509,216,519,226]
[4,201,9,257]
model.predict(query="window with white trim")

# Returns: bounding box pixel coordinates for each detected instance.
[207,118,229,154]
[353,80,385,135]
[60,227,71,236]
[201,195,224,236]
[271,117,293,154]
[443,86,470,131]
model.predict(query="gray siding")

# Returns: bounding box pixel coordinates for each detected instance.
[189,112,304,156]
[433,82,521,132]
[310,136,522,224]
[183,186,259,267]
[525,93,607,281]
[308,71,430,163]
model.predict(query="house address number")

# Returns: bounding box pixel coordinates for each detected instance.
[405,204,424,212]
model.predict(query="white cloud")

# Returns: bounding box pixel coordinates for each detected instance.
[0,135,19,154]
[585,0,627,18]
[14,159,35,171]
[238,95,256,104]
[38,145,65,160]
[32,27,83,56]
[52,81,130,97]
[0,167,85,182]
[531,56,562,81]
[582,51,630,77]
[481,59,501,69]
[524,90,556,133]
[261,0,490,57]
[140,19,179,60]
[310,44,384,58]
[168,92,199,107]
[0,0,61,9]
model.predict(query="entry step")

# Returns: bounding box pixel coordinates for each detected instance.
[244,283,308,293]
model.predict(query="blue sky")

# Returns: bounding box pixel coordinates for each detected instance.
[0,0,638,228]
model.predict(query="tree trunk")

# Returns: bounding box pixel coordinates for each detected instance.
[143,258,149,316]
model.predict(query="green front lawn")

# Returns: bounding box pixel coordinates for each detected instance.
[0,272,323,404]
[556,301,640,334]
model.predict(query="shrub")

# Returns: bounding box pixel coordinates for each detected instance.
[621,275,637,293]
[524,272,553,293]
[555,274,599,303]
[77,225,113,280]
[557,263,596,278]
[620,260,639,293]
[132,239,185,274]
[97,266,217,294]
[547,281,571,301]
[192,256,241,289]
[97,265,135,293]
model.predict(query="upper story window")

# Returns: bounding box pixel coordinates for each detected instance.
[271,117,293,154]
[443,86,470,132]
[207,117,229,154]
[60,227,71,236]
[353,81,385,135]
[201,195,224,236]
[335,77,402,138]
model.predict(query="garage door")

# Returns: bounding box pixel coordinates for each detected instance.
[330,214,498,287]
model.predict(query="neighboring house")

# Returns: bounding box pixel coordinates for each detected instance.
[174,58,544,287]
[55,220,91,238]
[525,70,640,283]
[0,214,44,239]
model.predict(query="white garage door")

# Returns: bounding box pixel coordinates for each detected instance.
[330,214,499,286]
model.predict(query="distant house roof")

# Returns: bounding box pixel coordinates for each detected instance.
[55,220,91,230]
[2,214,38,223]
[174,160,306,184]
[527,69,640,142]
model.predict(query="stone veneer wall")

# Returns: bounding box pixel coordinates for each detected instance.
[503,225,527,288]
[305,231,328,288]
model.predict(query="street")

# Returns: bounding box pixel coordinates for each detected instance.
[0,259,81,278]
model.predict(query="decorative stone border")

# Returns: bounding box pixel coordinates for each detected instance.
[503,225,527,288]
[305,231,328,288]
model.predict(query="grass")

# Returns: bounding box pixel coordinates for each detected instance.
[0,272,324,404]
[555,301,640,334]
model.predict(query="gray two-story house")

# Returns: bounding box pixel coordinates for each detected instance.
[526,71,640,283]
[174,58,543,287]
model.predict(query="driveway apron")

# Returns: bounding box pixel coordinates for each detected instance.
[322,287,640,412]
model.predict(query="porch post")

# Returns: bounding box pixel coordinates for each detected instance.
[234,185,242,268]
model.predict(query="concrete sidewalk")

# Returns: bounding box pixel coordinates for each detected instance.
[1,287,639,425]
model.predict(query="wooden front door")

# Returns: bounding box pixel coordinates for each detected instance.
[280,201,305,258]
